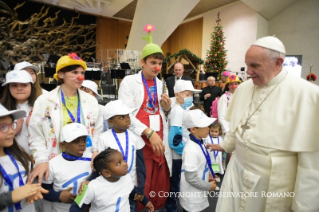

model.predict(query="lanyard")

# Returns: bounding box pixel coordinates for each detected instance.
[209,135,220,159]
[191,134,216,178]
[112,129,129,162]
[0,149,24,211]
[62,152,91,161]
[141,73,157,112]
[61,89,81,123]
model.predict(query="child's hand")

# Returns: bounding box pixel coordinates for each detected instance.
[15,119,24,135]
[59,187,76,203]
[146,201,154,212]
[26,186,49,204]
[209,181,216,191]
[209,174,215,182]
[11,183,41,203]
[133,193,144,202]
[26,107,33,126]
[78,181,90,195]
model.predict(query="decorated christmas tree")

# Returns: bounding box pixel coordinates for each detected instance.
[204,12,228,81]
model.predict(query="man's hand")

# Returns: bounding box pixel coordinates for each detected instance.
[59,187,76,203]
[205,93,211,98]
[145,201,154,212]
[15,119,24,135]
[210,181,217,191]
[160,94,171,112]
[206,144,224,152]
[26,186,49,204]
[209,174,215,182]
[28,163,49,184]
[12,183,41,203]
[149,131,165,155]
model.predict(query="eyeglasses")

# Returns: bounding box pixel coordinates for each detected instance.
[72,138,87,144]
[0,122,17,133]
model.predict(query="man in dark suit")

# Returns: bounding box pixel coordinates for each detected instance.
[200,76,222,116]
[165,62,193,97]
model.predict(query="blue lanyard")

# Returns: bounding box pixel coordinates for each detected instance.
[141,73,157,111]
[0,149,24,211]
[191,134,216,178]
[112,129,129,162]
[209,136,220,159]
[62,152,91,161]
[61,89,81,123]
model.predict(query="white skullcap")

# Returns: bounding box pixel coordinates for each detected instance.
[252,36,286,54]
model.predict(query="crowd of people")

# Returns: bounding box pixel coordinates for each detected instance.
[0,24,318,212]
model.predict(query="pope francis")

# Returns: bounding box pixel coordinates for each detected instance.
[207,36,319,212]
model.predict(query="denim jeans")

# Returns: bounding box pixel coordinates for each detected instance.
[161,159,182,212]
[129,197,137,212]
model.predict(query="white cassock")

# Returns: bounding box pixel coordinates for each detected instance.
[216,68,319,212]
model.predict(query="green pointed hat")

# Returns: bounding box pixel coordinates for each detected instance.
[142,24,163,59]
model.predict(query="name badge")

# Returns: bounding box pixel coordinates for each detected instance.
[149,115,160,132]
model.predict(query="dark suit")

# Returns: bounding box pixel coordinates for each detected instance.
[165,75,193,97]
[200,86,223,116]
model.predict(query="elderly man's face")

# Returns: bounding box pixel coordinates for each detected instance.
[221,75,228,83]
[174,63,184,78]
[245,46,282,87]
[207,78,215,86]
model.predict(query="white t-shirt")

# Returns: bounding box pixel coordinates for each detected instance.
[98,129,144,186]
[205,135,224,175]
[180,138,210,212]
[169,104,190,160]
[43,154,92,212]
[16,102,31,155]
[84,174,133,212]
[0,155,35,212]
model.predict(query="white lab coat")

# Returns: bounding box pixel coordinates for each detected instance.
[28,86,103,165]
[118,71,172,176]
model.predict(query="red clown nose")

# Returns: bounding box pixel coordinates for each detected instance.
[155,67,161,72]
[77,76,85,81]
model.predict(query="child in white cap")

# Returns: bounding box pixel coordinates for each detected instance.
[180,109,217,212]
[0,70,37,155]
[98,100,153,211]
[164,80,201,211]
[80,80,109,131]
[42,123,92,212]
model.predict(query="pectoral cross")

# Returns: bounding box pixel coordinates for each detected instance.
[241,120,250,137]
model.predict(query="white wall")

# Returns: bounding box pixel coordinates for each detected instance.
[269,0,319,84]
[202,2,265,76]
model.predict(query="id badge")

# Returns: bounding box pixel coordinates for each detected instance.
[212,163,220,172]
[149,115,160,132]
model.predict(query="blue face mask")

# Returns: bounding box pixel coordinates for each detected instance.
[180,94,193,109]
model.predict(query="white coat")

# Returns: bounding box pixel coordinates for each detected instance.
[29,86,103,165]
[118,71,172,176]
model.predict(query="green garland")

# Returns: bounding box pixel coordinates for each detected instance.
[163,48,204,64]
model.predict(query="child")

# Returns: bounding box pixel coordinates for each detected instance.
[70,148,154,212]
[80,80,109,131]
[42,123,92,212]
[0,70,37,155]
[165,80,201,211]
[0,104,47,212]
[98,100,153,211]
[206,122,224,187]
[180,109,217,212]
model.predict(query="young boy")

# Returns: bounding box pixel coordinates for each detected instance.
[180,109,217,212]
[165,80,202,211]
[98,100,153,211]
[80,80,109,131]
[118,24,172,210]
[42,123,92,212]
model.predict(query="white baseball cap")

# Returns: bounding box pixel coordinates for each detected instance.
[61,123,88,143]
[0,104,26,120]
[174,80,202,93]
[252,36,286,54]
[184,109,216,129]
[104,100,136,120]
[13,61,39,72]
[81,80,101,99]
[2,70,34,86]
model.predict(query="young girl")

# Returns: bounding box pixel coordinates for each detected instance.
[0,70,37,155]
[206,122,224,187]
[13,61,48,97]
[70,148,154,212]
[0,104,47,212]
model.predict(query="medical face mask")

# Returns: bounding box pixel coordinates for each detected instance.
[179,93,193,109]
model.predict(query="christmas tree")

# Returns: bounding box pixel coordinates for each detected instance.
[204,12,228,81]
